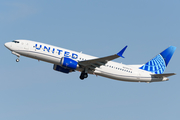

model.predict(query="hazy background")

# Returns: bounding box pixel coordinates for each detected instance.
[1,0,180,120]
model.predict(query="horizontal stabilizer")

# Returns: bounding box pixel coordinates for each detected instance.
[151,73,176,77]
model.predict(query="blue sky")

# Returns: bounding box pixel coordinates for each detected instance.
[1,0,180,120]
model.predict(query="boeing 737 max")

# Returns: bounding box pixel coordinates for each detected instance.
[4,40,176,83]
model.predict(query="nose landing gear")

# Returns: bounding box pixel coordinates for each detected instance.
[12,51,20,62]
[16,58,20,62]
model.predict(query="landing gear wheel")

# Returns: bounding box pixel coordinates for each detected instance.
[84,73,88,78]
[80,75,84,80]
[80,72,88,80]
[16,58,20,62]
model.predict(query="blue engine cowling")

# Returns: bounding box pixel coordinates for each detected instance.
[60,57,78,70]
[53,64,70,73]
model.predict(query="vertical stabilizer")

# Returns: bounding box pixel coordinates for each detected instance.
[139,46,176,74]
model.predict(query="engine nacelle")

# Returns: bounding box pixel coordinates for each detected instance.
[53,64,70,73]
[60,57,78,70]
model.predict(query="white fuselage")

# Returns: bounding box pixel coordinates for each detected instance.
[5,40,168,82]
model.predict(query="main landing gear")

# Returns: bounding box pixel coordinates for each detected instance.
[80,71,88,80]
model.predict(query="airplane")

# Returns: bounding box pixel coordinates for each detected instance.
[4,40,176,83]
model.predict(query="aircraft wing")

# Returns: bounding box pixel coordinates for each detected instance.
[78,46,127,70]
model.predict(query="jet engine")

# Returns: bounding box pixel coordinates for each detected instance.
[53,64,71,73]
[60,57,78,70]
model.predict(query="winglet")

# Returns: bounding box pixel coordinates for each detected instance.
[117,46,128,58]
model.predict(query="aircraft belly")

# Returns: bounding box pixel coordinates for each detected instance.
[94,69,141,82]
[17,50,61,65]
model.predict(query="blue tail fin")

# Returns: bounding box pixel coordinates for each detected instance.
[139,46,176,74]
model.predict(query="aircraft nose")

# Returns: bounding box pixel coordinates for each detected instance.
[4,42,11,50]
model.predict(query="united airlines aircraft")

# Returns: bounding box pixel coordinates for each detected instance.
[4,40,176,83]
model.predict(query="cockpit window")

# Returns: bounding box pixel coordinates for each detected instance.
[12,40,20,43]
